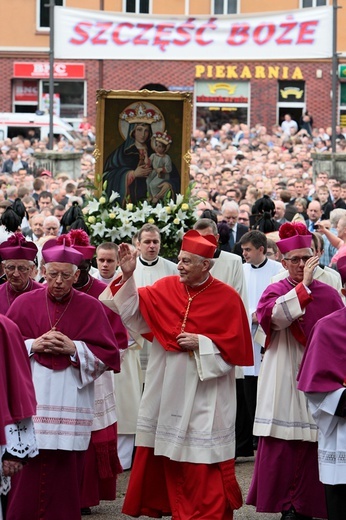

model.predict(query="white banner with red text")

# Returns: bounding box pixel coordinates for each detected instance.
[54,6,332,61]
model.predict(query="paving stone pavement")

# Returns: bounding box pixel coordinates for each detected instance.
[87,456,280,519]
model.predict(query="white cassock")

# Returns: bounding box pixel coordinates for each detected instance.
[211,250,248,305]
[210,250,249,379]
[91,269,117,285]
[253,287,318,441]
[243,259,282,376]
[307,390,346,485]
[114,255,177,469]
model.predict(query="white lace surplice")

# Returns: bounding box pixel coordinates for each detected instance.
[0,417,38,496]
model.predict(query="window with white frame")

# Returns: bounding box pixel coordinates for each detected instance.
[213,0,238,15]
[37,0,64,30]
[124,0,150,13]
[301,0,327,7]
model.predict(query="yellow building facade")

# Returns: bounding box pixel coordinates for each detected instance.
[1,1,345,130]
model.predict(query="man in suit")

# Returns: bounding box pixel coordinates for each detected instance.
[23,214,45,242]
[219,200,248,254]
[290,180,309,207]
[305,200,322,233]
[274,200,289,226]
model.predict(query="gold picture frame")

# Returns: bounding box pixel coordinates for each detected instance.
[94,89,193,204]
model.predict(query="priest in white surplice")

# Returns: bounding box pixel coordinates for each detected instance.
[239,230,282,447]
[115,223,177,470]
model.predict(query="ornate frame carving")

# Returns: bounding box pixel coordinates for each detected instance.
[94,89,193,201]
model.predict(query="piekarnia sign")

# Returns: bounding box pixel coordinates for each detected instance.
[54,6,332,61]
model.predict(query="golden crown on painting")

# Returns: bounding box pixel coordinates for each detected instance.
[120,102,162,124]
[152,130,172,146]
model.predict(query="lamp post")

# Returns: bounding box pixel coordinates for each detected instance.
[48,0,55,151]
[99,0,104,90]
[331,0,339,154]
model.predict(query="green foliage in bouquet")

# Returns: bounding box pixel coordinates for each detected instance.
[84,184,198,261]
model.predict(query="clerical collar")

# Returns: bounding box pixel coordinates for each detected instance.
[251,258,268,269]
[74,274,93,291]
[139,256,159,267]
[47,288,73,303]
[188,274,211,290]
[9,279,31,293]
[286,276,299,287]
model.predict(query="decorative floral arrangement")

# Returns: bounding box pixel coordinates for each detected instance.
[83,185,198,260]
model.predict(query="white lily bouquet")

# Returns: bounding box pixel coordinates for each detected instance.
[84,185,198,260]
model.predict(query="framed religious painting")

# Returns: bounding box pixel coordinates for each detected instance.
[94,89,193,205]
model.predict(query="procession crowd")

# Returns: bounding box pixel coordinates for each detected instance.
[1,115,346,520]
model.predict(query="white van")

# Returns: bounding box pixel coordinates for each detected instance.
[0,112,81,142]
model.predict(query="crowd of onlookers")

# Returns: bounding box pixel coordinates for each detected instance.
[2,115,346,270]
[3,114,346,520]
[0,126,95,245]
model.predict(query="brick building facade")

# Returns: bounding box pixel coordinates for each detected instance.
[0,56,334,130]
[0,0,345,131]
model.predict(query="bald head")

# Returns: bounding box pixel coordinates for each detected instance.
[307,200,322,223]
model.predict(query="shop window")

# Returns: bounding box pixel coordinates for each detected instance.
[13,79,39,114]
[301,0,327,7]
[278,81,305,104]
[195,80,249,130]
[41,81,85,120]
[37,0,64,30]
[339,83,346,127]
[213,0,238,15]
[124,0,150,13]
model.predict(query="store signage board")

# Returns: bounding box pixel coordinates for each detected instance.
[13,62,85,79]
